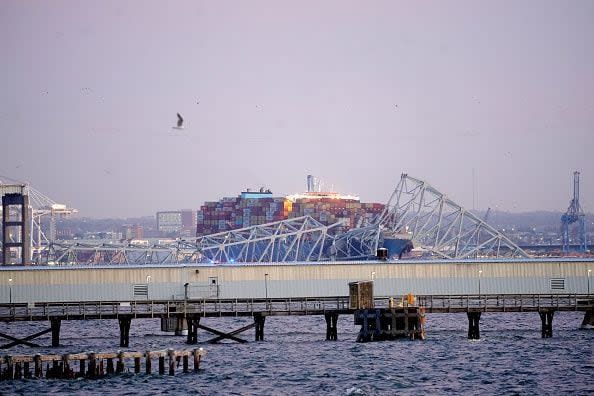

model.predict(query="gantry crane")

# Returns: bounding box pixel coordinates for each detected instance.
[1,176,78,261]
[561,171,587,252]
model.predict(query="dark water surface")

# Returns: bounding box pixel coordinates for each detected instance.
[1,312,593,395]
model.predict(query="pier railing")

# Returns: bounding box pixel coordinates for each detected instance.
[0,294,592,322]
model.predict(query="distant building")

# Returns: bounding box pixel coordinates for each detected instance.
[157,210,196,236]
[180,209,197,233]
[156,211,182,234]
[121,224,143,240]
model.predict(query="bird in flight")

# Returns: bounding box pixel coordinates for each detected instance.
[173,113,184,130]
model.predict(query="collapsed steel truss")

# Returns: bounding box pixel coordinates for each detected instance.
[197,216,380,263]
[42,240,201,265]
[379,174,529,259]
[30,173,529,265]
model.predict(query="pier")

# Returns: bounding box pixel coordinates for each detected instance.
[0,294,592,348]
[0,348,206,380]
[0,258,592,346]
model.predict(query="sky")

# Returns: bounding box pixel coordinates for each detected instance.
[1,1,593,218]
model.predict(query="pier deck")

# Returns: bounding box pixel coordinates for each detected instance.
[0,294,592,322]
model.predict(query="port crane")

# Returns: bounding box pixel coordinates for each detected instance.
[1,176,78,259]
[561,171,587,253]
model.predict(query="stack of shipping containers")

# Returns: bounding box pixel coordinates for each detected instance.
[197,190,384,237]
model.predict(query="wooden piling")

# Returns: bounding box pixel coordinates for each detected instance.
[14,362,22,379]
[134,357,141,374]
[106,358,114,374]
[168,349,175,376]
[79,358,86,377]
[193,348,203,372]
[88,352,96,379]
[158,356,165,375]
[145,351,152,374]
[34,354,42,378]
[6,357,13,380]
[0,349,207,381]
[116,351,125,374]
[355,307,426,342]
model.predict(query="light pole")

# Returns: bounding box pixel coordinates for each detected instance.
[478,270,482,295]
[8,278,13,304]
[588,269,591,295]
[264,273,269,309]
[146,275,151,300]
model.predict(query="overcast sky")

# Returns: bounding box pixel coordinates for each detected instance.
[1,1,593,218]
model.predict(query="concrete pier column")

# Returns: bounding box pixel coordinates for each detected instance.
[118,316,132,347]
[324,313,339,341]
[254,313,266,341]
[539,310,554,338]
[581,310,594,329]
[467,311,481,340]
[186,315,200,344]
[50,317,61,347]
[174,317,188,336]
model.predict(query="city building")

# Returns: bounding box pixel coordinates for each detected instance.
[157,210,196,237]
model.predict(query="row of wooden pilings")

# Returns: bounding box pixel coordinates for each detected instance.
[0,348,207,381]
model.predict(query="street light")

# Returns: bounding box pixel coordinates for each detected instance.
[8,278,13,304]
[478,270,483,295]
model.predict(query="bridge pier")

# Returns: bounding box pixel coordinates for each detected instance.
[118,316,132,347]
[254,313,266,341]
[467,311,481,340]
[50,317,61,347]
[186,315,200,344]
[324,313,339,341]
[581,310,594,329]
[539,310,554,338]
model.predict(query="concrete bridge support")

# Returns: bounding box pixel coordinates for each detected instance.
[50,318,61,347]
[467,311,481,340]
[581,310,594,329]
[254,313,265,341]
[324,313,339,341]
[539,310,554,338]
[118,316,132,347]
[186,316,200,344]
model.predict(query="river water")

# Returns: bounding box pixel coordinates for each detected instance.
[0,312,592,395]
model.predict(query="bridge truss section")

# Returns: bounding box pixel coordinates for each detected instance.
[42,240,201,265]
[379,173,529,259]
[196,215,381,263]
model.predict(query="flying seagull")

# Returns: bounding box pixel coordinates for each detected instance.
[173,113,184,130]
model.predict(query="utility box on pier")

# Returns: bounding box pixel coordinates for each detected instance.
[349,281,374,309]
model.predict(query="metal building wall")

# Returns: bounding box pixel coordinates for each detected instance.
[0,258,592,303]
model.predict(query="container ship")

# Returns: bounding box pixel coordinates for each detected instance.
[197,178,383,236]
[196,176,412,259]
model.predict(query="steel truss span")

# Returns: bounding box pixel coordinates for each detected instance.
[43,240,201,265]
[197,216,380,263]
[379,173,529,259]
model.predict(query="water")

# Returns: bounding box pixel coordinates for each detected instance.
[1,313,593,395]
